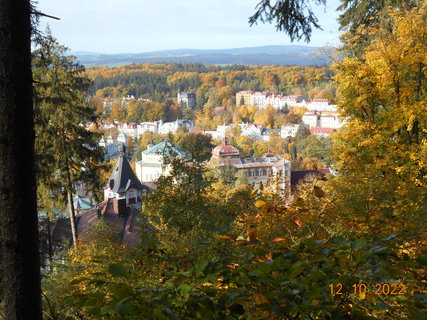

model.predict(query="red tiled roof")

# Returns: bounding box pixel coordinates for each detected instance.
[212,144,240,157]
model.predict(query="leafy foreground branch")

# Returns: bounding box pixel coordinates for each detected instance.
[43,226,426,319]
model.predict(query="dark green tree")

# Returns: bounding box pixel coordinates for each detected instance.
[33,30,104,247]
[291,143,298,161]
[249,0,327,42]
[177,132,214,162]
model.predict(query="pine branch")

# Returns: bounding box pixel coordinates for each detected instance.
[31,10,60,20]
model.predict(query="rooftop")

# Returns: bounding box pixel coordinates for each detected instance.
[107,149,144,193]
[142,139,187,156]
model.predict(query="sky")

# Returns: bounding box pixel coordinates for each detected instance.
[37,0,343,54]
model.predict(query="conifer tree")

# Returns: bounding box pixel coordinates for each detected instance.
[33,29,104,247]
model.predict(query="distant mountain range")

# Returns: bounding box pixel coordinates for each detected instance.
[71,45,331,67]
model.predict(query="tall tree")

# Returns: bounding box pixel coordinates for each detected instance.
[331,4,427,234]
[33,30,104,247]
[0,0,42,318]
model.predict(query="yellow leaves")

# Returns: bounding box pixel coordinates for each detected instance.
[395,167,404,175]
[253,292,270,305]
[255,200,266,208]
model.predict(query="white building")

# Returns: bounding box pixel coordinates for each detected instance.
[99,135,127,160]
[157,119,194,135]
[177,92,196,109]
[205,123,265,142]
[239,123,265,140]
[117,133,127,144]
[236,90,306,110]
[203,124,229,141]
[137,122,158,136]
[261,129,281,142]
[302,113,320,128]
[302,111,344,132]
[117,123,138,139]
[106,135,114,145]
[204,130,224,140]
[135,139,188,182]
[318,113,344,129]
[280,123,300,138]
[306,99,337,112]
[99,136,107,148]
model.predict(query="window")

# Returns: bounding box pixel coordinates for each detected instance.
[262,169,267,176]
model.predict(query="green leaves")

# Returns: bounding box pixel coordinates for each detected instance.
[108,263,128,278]
[350,238,367,250]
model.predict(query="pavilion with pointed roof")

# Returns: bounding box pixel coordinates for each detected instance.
[104,144,146,210]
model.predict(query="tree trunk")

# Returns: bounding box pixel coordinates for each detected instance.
[0,0,42,319]
[61,115,79,248]
[47,216,53,262]
[67,190,78,248]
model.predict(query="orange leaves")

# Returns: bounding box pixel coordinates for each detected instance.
[226,263,239,270]
[343,221,361,231]
[293,218,303,228]
[217,235,234,241]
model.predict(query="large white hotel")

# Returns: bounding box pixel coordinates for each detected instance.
[236,90,338,112]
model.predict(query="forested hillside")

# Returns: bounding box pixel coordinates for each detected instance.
[86,63,336,106]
